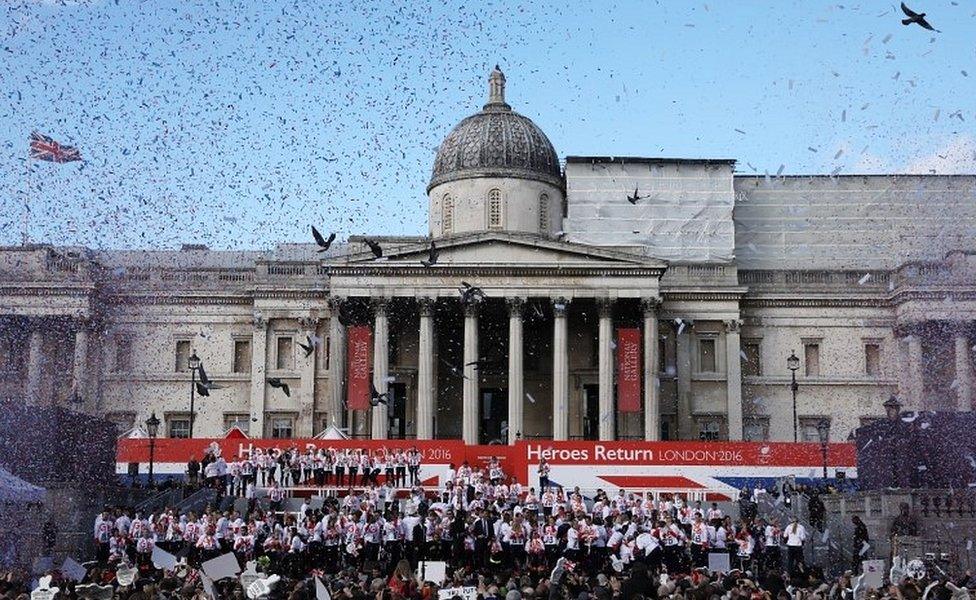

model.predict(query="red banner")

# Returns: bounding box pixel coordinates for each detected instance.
[616,327,641,412]
[346,325,372,410]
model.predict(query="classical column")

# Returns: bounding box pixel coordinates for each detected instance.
[725,319,744,441]
[676,320,693,440]
[552,298,570,441]
[327,297,346,428]
[250,315,269,437]
[507,297,525,444]
[371,298,390,439]
[26,323,44,404]
[642,299,661,441]
[72,320,90,405]
[297,317,318,437]
[907,331,924,407]
[462,303,480,444]
[954,325,973,411]
[597,299,615,440]
[416,298,436,440]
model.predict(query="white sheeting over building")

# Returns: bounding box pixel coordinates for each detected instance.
[563,157,736,263]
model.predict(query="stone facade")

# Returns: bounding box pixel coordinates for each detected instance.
[1,69,974,444]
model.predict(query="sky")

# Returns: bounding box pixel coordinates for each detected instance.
[1,0,974,250]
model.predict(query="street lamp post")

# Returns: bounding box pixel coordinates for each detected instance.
[816,418,830,479]
[146,412,160,488]
[787,350,800,442]
[188,351,202,438]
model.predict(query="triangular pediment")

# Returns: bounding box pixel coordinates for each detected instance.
[343,231,665,269]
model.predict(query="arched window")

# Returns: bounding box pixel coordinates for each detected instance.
[487,188,503,229]
[539,193,550,233]
[442,194,454,235]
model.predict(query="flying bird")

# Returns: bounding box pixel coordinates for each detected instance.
[197,364,222,390]
[268,377,291,397]
[365,238,383,258]
[439,358,469,380]
[900,3,940,31]
[626,186,648,205]
[420,242,439,267]
[370,381,390,406]
[459,281,486,305]
[195,381,211,397]
[297,335,315,357]
[465,357,500,371]
[311,226,336,252]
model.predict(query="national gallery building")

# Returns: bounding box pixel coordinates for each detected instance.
[1,68,974,444]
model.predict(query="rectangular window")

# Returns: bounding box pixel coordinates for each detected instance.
[741,341,762,377]
[114,337,132,373]
[743,417,769,441]
[167,415,191,439]
[659,338,668,374]
[0,336,25,374]
[804,343,820,377]
[269,415,294,439]
[864,343,881,376]
[276,336,294,370]
[233,339,252,373]
[698,338,717,373]
[324,337,331,371]
[223,414,250,435]
[799,417,829,442]
[695,416,725,441]
[175,340,191,372]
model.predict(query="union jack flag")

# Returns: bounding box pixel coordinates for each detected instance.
[29,131,82,163]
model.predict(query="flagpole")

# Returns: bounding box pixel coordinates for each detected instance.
[22,156,32,246]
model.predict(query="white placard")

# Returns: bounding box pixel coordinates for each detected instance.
[239,561,261,590]
[418,561,448,585]
[31,575,59,600]
[315,577,332,600]
[862,560,886,590]
[115,565,137,587]
[708,552,731,573]
[61,558,87,582]
[151,546,178,570]
[201,552,241,581]
[438,586,478,600]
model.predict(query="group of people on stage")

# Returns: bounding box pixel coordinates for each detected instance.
[185,445,425,498]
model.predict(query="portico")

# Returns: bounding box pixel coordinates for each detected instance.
[326,231,667,443]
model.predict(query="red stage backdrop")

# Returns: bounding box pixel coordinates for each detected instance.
[617,328,641,412]
[346,325,372,410]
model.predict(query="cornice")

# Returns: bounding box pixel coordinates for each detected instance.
[0,285,95,297]
[105,294,252,306]
[328,265,666,278]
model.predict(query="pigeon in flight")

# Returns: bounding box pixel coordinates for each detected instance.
[370,381,390,406]
[465,357,499,371]
[365,238,383,258]
[439,358,469,380]
[197,364,222,390]
[420,242,439,267]
[459,281,486,305]
[268,377,291,397]
[311,226,336,253]
[901,3,940,31]
[297,335,315,357]
[195,381,211,397]
[627,186,649,205]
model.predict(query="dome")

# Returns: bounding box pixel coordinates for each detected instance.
[428,67,563,192]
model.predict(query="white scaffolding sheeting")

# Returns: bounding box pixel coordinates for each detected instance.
[563,160,735,263]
